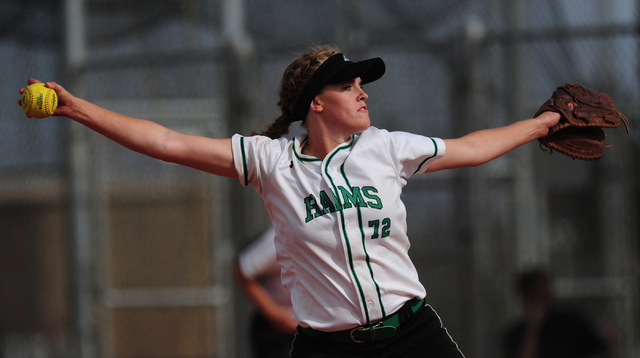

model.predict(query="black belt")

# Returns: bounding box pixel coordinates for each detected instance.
[299,298,424,343]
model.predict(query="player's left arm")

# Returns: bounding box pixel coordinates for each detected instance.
[425,111,560,173]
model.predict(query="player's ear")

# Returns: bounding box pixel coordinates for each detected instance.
[309,97,323,114]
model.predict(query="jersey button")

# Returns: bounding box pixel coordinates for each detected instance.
[367,301,373,308]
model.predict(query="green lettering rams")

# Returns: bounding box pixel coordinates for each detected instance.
[304,186,382,222]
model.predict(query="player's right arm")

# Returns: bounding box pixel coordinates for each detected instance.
[19,79,237,178]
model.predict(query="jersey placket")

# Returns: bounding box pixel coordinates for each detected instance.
[322,141,384,324]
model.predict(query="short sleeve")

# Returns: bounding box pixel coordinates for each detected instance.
[231,134,290,194]
[378,129,445,178]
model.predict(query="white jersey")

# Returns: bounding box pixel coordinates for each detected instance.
[231,126,445,331]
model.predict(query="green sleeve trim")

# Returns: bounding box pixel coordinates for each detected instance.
[413,137,439,175]
[240,137,249,186]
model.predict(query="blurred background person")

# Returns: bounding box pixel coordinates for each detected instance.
[503,268,609,358]
[233,227,297,358]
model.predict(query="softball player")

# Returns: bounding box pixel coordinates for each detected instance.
[234,227,297,358]
[19,46,560,358]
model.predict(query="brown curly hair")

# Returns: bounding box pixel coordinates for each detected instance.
[256,46,340,139]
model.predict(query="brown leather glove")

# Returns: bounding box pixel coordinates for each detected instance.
[534,83,629,160]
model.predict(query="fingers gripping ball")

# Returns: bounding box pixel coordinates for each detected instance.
[21,83,58,118]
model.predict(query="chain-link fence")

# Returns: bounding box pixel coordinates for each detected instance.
[1,1,638,357]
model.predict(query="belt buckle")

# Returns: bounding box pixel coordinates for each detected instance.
[349,322,397,343]
[349,327,367,343]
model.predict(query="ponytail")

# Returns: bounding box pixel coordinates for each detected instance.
[251,46,340,139]
[251,115,292,139]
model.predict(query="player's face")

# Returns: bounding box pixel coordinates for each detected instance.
[315,77,370,135]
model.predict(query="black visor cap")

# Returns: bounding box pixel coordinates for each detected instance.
[292,53,385,122]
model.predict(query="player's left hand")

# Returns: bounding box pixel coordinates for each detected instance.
[535,111,561,138]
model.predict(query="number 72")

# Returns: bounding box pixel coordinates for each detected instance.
[368,218,391,239]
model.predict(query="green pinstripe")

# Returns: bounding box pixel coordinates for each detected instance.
[339,162,386,318]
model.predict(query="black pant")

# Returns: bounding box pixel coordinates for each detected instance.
[249,311,294,358]
[290,305,465,358]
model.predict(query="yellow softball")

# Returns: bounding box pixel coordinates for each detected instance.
[21,83,58,119]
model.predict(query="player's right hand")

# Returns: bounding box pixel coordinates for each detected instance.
[19,78,75,118]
